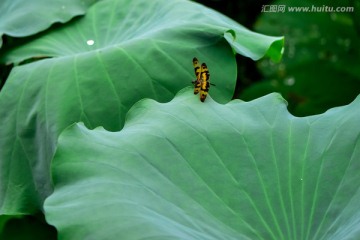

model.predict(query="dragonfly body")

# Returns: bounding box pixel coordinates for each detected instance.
[192,57,213,102]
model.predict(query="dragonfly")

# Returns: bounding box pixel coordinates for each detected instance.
[191,57,215,102]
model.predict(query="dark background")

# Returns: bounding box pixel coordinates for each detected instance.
[195,0,360,116]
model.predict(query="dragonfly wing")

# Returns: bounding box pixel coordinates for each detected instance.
[193,57,201,95]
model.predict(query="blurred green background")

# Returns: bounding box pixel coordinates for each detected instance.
[195,0,360,116]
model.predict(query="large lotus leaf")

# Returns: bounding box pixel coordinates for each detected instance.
[0,0,283,65]
[249,0,360,116]
[45,88,360,239]
[0,0,283,215]
[0,0,98,49]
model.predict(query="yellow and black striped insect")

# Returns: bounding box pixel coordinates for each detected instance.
[191,57,214,102]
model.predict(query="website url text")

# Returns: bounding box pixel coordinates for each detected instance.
[261,5,354,13]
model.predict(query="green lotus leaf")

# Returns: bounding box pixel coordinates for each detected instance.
[0,0,283,65]
[0,0,98,48]
[0,0,283,215]
[45,88,360,239]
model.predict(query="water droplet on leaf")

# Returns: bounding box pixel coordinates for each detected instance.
[86,40,95,46]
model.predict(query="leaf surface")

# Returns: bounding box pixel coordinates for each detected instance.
[45,88,360,240]
[0,0,98,48]
[0,0,283,215]
[0,0,283,64]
